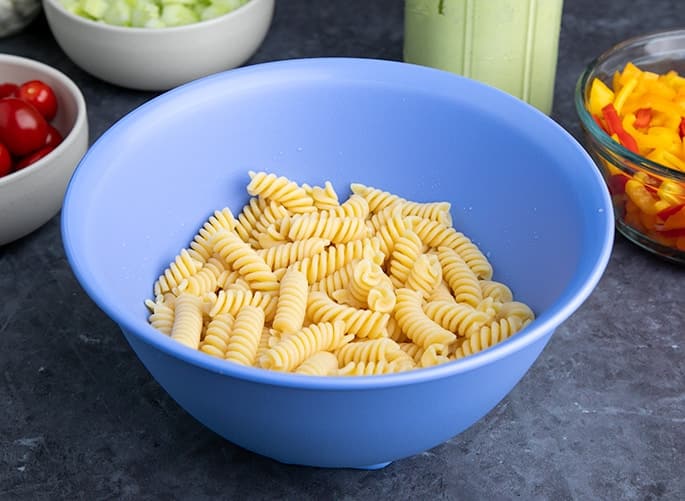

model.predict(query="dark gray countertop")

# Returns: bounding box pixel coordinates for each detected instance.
[1,1,683,499]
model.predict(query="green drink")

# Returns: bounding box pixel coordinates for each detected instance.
[404,0,563,114]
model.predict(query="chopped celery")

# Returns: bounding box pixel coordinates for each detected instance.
[59,0,248,27]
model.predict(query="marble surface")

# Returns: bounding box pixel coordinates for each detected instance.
[1,1,684,499]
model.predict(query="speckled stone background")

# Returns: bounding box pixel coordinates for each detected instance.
[1,1,684,499]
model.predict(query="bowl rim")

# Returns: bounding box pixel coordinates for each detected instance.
[574,28,685,182]
[62,57,615,390]
[0,54,88,188]
[42,0,271,34]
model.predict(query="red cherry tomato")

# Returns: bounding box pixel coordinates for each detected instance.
[14,145,56,171]
[0,97,49,156]
[44,124,63,149]
[0,83,18,98]
[0,142,12,177]
[18,80,58,121]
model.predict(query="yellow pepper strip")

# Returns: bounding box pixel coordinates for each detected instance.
[625,179,659,215]
[614,77,637,114]
[589,78,614,117]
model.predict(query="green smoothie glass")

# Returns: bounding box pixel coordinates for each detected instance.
[404,0,563,115]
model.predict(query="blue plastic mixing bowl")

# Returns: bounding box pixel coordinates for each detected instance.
[61,58,613,469]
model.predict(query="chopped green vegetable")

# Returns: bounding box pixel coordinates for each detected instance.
[60,0,249,27]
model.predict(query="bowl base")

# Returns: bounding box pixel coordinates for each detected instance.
[616,219,685,264]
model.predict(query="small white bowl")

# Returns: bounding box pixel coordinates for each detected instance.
[42,0,275,91]
[0,54,88,246]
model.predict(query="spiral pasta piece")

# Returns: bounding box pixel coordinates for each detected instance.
[294,351,339,376]
[176,256,225,296]
[388,229,424,287]
[146,297,175,335]
[289,237,382,283]
[405,253,443,298]
[374,209,408,259]
[212,230,279,293]
[208,288,277,321]
[393,288,456,349]
[336,338,405,366]
[247,171,315,214]
[366,277,396,314]
[350,183,403,214]
[419,343,451,368]
[399,201,452,226]
[411,217,493,280]
[497,301,535,324]
[306,291,389,339]
[347,258,384,306]
[260,320,349,372]
[154,249,202,296]
[455,316,525,359]
[225,306,265,366]
[254,223,291,249]
[425,280,454,303]
[386,316,408,343]
[437,247,482,307]
[199,312,234,358]
[234,197,289,244]
[272,269,308,334]
[186,207,237,262]
[256,238,330,269]
[285,212,369,244]
[309,259,358,296]
[479,280,514,303]
[302,181,340,211]
[328,194,370,219]
[423,300,488,337]
[170,293,204,349]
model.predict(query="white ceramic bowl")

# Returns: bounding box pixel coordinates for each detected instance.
[42,0,275,91]
[0,54,88,246]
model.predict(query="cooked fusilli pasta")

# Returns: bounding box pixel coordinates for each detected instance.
[225,305,265,366]
[147,171,535,375]
[294,351,339,376]
[199,312,234,358]
[272,269,308,334]
[170,293,204,349]
[307,291,389,339]
[260,320,350,372]
[247,171,315,214]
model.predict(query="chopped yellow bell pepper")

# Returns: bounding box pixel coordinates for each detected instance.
[587,61,685,252]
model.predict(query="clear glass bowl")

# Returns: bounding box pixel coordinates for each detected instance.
[575,29,685,264]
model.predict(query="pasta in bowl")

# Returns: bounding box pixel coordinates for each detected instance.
[146,171,536,376]
[61,58,613,469]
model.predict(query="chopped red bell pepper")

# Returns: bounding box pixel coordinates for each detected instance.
[656,202,685,220]
[593,114,610,135]
[633,108,652,128]
[679,117,685,139]
[661,206,685,230]
[602,103,639,153]
[608,173,630,195]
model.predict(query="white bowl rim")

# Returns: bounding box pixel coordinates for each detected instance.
[62,57,615,390]
[0,53,88,188]
[42,0,270,34]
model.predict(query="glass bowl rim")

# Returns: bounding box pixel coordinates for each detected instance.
[574,28,685,182]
